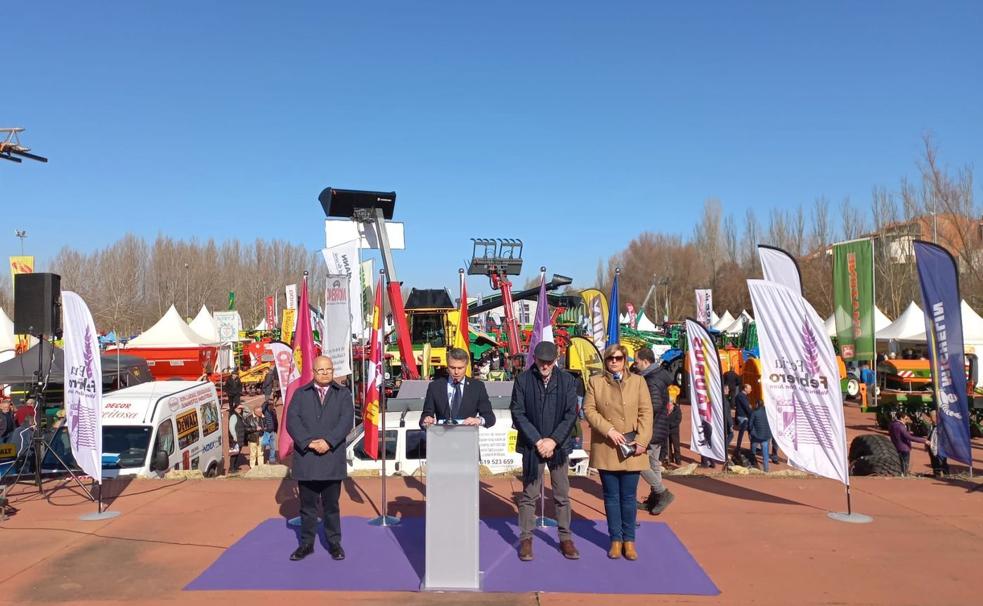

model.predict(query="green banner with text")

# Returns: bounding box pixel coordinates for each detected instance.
[833,239,874,361]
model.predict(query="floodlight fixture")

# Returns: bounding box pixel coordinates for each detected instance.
[318,188,396,220]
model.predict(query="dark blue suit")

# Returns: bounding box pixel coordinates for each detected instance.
[420,377,496,428]
[286,380,354,549]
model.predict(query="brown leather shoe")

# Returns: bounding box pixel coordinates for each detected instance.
[518,538,533,561]
[623,541,638,561]
[559,539,580,560]
[607,540,623,559]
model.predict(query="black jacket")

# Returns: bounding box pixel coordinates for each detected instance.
[0,410,15,438]
[262,401,278,432]
[510,366,578,482]
[225,375,243,397]
[667,397,683,429]
[734,391,752,422]
[286,381,355,481]
[722,370,741,400]
[421,377,496,429]
[229,411,246,445]
[749,406,773,442]
[640,364,673,445]
[261,369,276,397]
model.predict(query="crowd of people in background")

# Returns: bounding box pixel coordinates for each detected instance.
[0,398,42,468]
[225,367,281,472]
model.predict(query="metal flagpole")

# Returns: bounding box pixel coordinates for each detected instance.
[356,251,367,430]
[115,326,121,387]
[345,271,356,428]
[870,238,878,411]
[827,479,871,523]
[80,478,120,521]
[370,268,399,526]
[535,470,557,527]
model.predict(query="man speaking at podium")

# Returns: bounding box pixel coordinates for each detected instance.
[421,348,496,429]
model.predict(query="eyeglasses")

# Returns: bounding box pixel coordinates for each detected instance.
[605,355,625,362]
[314,368,334,374]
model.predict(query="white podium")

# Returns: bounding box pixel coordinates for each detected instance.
[422,424,481,591]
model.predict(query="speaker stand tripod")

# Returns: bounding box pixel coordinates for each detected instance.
[0,335,94,504]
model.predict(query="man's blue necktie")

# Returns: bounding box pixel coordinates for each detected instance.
[451,381,462,420]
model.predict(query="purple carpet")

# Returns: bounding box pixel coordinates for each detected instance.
[185,516,718,595]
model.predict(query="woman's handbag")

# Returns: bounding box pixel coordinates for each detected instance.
[617,431,639,459]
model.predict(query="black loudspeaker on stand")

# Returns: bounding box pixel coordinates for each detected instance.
[2,272,95,507]
[14,273,62,337]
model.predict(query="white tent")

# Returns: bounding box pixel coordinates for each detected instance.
[0,307,15,354]
[875,302,925,341]
[874,307,892,332]
[712,311,735,331]
[960,300,983,341]
[254,318,268,331]
[636,312,657,331]
[126,305,216,347]
[827,306,891,338]
[0,308,14,394]
[909,300,983,349]
[723,310,752,335]
[189,305,219,343]
[710,310,720,326]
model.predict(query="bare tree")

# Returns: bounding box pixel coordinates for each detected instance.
[839,197,867,241]
[870,187,916,318]
[723,214,739,265]
[741,208,760,272]
[919,135,982,306]
[0,273,11,312]
[791,204,806,256]
[801,197,834,315]
[693,198,723,292]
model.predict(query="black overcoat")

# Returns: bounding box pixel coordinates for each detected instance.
[286,380,354,481]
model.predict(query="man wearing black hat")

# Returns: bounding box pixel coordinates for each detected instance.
[510,341,580,562]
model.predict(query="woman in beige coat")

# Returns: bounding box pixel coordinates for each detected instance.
[584,344,653,560]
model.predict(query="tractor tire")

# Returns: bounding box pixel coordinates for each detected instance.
[845,378,860,399]
[852,454,903,477]
[849,434,904,477]
[848,434,897,462]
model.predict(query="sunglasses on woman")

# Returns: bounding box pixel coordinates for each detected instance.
[605,355,625,361]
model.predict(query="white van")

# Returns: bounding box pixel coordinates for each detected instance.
[345,380,589,477]
[47,381,224,478]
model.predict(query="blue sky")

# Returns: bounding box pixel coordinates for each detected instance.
[3,1,981,296]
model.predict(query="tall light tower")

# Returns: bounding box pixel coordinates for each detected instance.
[15,230,27,255]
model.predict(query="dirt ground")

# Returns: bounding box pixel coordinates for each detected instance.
[1,398,980,606]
